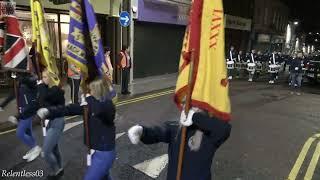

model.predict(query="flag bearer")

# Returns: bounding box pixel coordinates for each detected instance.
[7,73,42,162]
[37,79,116,180]
[128,108,231,180]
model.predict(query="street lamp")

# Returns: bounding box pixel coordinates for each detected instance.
[294,21,299,25]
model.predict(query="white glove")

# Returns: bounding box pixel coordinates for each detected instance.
[80,94,88,106]
[180,107,200,127]
[11,73,17,79]
[128,125,143,145]
[37,80,43,85]
[8,116,18,125]
[295,67,299,71]
[37,108,49,120]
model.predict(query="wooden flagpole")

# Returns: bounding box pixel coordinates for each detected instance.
[176,50,195,180]
[81,83,91,164]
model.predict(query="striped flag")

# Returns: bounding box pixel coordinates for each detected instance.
[31,0,60,85]
[174,0,231,121]
[3,15,28,70]
[67,0,116,100]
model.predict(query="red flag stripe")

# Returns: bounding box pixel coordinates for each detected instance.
[4,38,26,64]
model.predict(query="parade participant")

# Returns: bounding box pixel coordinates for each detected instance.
[128,108,231,180]
[104,47,114,82]
[67,62,81,104]
[37,79,116,180]
[247,49,257,82]
[235,50,245,78]
[290,51,304,95]
[38,69,66,179]
[7,73,42,162]
[118,45,132,95]
[227,46,237,80]
[268,51,279,84]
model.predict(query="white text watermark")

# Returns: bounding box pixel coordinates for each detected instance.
[1,170,43,178]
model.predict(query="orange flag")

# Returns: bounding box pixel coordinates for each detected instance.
[174,0,231,121]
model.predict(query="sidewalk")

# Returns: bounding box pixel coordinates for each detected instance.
[0,73,178,132]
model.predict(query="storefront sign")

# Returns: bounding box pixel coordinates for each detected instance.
[257,34,271,43]
[225,14,251,31]
[138,0,190,25]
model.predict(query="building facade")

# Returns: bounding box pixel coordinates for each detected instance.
[252,0,290,52]
[224,0,254,52]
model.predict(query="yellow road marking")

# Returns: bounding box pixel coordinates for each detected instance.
[0,89,175,136]
[0,116,79,136]
[288,134,320,180]
[304,141,320,180]
[116,90,174,106]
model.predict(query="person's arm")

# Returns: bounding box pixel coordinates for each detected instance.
[191,112,230,134]
[140,124,172,144]
[17,99,39,120]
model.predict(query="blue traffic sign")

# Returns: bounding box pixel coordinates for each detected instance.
[119,11,131,27]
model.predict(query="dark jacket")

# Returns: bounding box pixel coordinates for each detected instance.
[1,75,38,120]
[290,58,304,73]
[37,84,65,120]
[228,50,237,61]
[47,96,116,151]
[17,76,38,120]
[141,113,232,180]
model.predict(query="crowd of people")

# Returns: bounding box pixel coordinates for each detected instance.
[226,46,319,95]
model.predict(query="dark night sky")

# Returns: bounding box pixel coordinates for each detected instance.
[281,0,320,32]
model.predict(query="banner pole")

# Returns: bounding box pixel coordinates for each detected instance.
[176,49,195,180]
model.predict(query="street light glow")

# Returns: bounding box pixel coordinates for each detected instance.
[294,21,299,25]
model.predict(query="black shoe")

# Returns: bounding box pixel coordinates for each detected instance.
[122,91,131,95]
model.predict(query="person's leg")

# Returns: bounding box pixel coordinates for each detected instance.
[84,150,116,180]
[121,69,126,94]
[296,73,303,95]
[73,79,81,104]
[43,118,65,174]
[43,128,61,173]
[124,68,130,93]
[16,117,36,148]
[53,144,63,169]
[68,78,74,103]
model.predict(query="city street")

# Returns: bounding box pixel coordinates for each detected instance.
[1,80,320,180]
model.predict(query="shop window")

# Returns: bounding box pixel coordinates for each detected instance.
[14,10,70,60]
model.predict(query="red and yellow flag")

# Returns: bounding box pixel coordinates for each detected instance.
[174,0,231,121]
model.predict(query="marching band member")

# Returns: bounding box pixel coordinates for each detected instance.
[227,46,237,80]
[247,49,256,82]
[7,73,42,162]
[235,50,244,78]
[38,69,66,179]
[127,107,231,180]
[268,51,279,84]
[37,79,116,180]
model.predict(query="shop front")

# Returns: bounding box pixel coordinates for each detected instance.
[133,0,190,78]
